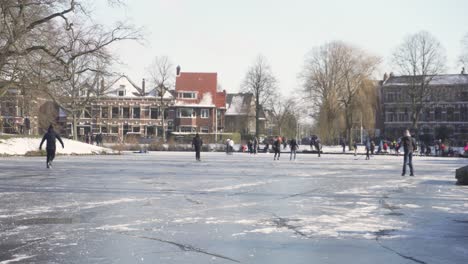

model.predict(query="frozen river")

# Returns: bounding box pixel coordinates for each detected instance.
[0,152,467,263]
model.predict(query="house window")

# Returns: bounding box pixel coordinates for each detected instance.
[101,107,108,118]
[118,85,125,96]
[150,108,159,119]
[112,107,119,118]
[201,109,209,118]
[122,107,130,118]
[179,126,196,133]
[84,107,92,118]
[177,108,195,118]
[133,107,140,119]
[178,92,196,99]
[110,126,118,134]
[435,107,442,121]
[133,126,140,133]
[200,127,209,133]
[101,126,108,133]
[447,108,454,122]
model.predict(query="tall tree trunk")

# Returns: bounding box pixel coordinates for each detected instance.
[255,96,260,138]
[72,113,78,141]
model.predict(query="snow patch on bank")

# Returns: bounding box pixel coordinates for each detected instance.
[0,137,113,155]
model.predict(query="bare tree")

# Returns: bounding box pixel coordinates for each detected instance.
[460,33,468,69]
[147,55,174,142]
[269,96,297,136]
[302,42,346,143]
[242,55,277,138]
[33,20,140,139]
[337,44,380,148]
[392,31,446,130]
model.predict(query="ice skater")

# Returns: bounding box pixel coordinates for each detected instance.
[401,129,417,176]
[273,136,281,160]
[192,133,203,161]
[314,138,322,157]
[289,138,299,160]
[39,124,64,168]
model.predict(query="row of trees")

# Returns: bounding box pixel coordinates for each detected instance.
[0,0,141,139]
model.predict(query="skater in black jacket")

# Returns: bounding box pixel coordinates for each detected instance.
[289,138,299,160]
[401,130,417,176]
[192,133,203,161]
[39,124,64,168]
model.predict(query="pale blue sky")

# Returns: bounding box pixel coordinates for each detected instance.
[90,0,467,94]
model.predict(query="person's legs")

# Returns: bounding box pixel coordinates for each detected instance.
[290,151,293,160]
[409,153,414,176]
[402,153,408,175]
[293,150,296,160]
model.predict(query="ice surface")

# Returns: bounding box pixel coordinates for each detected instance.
[0,152,467,263]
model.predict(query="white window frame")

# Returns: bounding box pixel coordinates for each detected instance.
[201,109,209,118]
[178,126,197,133]
[176,108,196,118]
[178,91,197,99]
[200,126,209,133]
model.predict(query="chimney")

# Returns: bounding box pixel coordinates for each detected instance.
[176,65,181,76]
[462,67,466,75]
[142,78,146,94]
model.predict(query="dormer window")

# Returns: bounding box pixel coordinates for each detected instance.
[178,92,196,99]
[118,85,126,96]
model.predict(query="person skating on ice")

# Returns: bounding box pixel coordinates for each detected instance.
[401,129,417,176]
[39,124,64,168]
[192,133,203,161]
[273,136,281,160]
[289,138,299,161]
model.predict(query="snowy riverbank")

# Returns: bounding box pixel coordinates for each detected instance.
[0,137,114,155]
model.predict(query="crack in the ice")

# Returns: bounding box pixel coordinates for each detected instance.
[185,197,202,205]
[125,234,241,263]
[374,230,427,264]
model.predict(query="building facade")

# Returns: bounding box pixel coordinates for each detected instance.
[381,73,468,144]
[70,75,174,142]
[173,72,226,134]
[224,92,273,137]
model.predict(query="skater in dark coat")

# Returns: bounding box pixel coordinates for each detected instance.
[192,133,203,161]
[289,138,299,160]
[401,130,417,176]
[273,136,281,160]
[39,124,64,168]
[314,139,322,157]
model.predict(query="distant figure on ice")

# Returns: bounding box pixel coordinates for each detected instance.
[340,137,346,153]
[353,140,358,156]
[273,136,282,160]
[365,140,371,160]
[315,138,322,157]
[253,136,258,154]
[39,124,64,169]
[401,130,417,176]
[225,138,232,154]
[289,138,299,161]
[192,133,203,161]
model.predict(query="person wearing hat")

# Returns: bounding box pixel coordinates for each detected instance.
[401,129,417,176]
[39,124,64,168]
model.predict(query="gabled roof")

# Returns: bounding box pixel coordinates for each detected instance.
[383,74,468,87]
[104,75,173,99]
[225,93,254,116]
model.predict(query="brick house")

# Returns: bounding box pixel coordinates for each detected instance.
[71,75,174,142]
[381,72,468,144]
[173,72,226,135]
